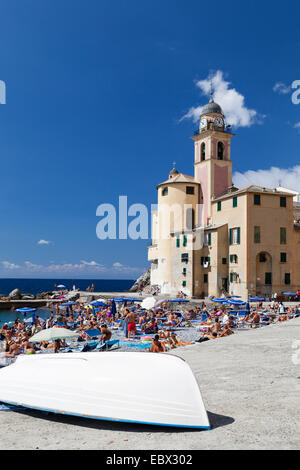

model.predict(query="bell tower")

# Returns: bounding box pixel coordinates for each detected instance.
[192,91,234,226]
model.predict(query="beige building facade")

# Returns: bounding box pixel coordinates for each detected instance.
[148,93,300,298]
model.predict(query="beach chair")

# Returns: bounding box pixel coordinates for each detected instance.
[236,311,248,329]
[96,339,120,351]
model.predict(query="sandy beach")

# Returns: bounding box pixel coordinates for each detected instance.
[0,317,299,450]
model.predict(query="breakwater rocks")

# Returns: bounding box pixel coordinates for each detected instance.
[129,269,150,292]
[0,289,80,302]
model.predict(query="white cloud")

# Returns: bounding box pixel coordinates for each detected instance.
[181,70,262,128]
[0,259,143,276]
[233,165,300,192]
[37,240,51,245]
[294,122,300,132]
[2,261,20,270]
[113,262,123,268]
[273,82,291,95]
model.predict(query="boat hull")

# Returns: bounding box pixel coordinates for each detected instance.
[0,352,210,429]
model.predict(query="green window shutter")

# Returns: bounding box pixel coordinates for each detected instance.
[280,197,286,207]
[207,257,210,264]
[280,253,287,263]
[230,254,233,262]
[182,280,187,287]
[233,196,237,208]
[183,235,187,247]
[237,227,241,244]
[254,226,260,244]
[181,253,188,263]
[203,274,208,283]
[176,237,180,248]
[183,267,187,275]
[229,229,233,245]
[285,273,291,285]
[254,194,261,205]
[265,273,272,285]
[208,233,211,246]
[217,201,222,211]
[230,272,233,283]
[280,227,286,244]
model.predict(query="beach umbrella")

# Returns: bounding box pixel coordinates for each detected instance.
[113,298,128,302]
[60,302,77,307]
[211,298,227,302]
[96,298,108,303]
[282,292,297,296]
[227,295,242,298]
[248,297,264,302]
[90,301,108,307]
[15,307,37,324]
[111,299,117,315]
[141,297,156,310]
[229,300,246,305]
[30,327,78,343]
[15,308,36,313]
[169,299,189,303]
[57,284,66,289]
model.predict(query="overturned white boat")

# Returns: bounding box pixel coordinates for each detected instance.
[0,352,210,429]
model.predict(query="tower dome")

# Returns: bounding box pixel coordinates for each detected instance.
[201,88,223,116]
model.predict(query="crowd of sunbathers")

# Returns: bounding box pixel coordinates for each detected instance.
[0,298,299,359]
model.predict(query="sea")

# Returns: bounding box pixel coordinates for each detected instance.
[0,278,134,326]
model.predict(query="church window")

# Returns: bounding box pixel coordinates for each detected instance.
[201,143,206,161]
[162,187,168,196]
[186,186,194,195]
[217,142,224,160]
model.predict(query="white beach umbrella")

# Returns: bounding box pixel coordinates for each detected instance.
[30,327,79,343]
[141,296,156,310]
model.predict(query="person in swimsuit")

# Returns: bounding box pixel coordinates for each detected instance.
[126,311,136,339]
[150,335,166,353]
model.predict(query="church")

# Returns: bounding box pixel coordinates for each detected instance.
[147,92,300,298]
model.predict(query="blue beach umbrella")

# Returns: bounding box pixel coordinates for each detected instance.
[248,297,264,302]
[61,302,77,306]
[282,292,297,296]
[229,300,246,305]
[90,301,108,307]
[111,300,117,315]
[169,299,189,303]
[15,307,37,324]
[15,308,36,313]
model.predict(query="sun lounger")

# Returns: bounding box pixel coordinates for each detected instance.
[96,339,120,351]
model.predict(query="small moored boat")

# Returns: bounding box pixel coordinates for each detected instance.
[0,351,210,429]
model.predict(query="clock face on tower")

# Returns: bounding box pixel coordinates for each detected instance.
[214,116,224,127]
[200,117,207,129]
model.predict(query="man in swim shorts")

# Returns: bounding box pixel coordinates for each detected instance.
[126,310,136,339]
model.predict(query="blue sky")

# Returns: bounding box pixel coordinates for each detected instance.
[0,0,299,278]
